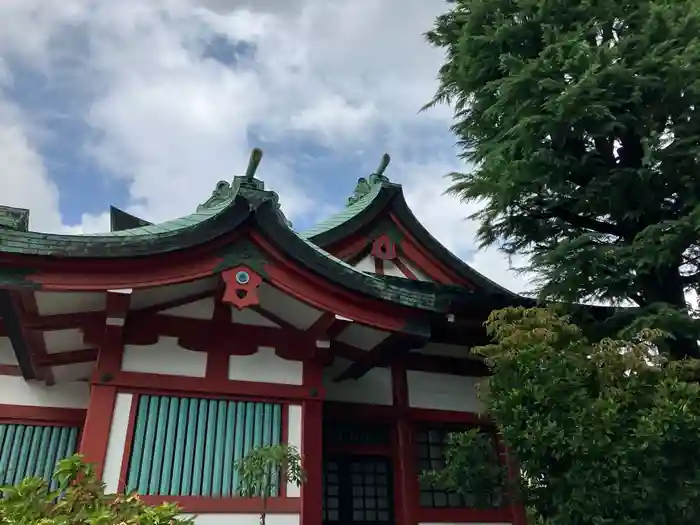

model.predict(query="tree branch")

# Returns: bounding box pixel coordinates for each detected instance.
[528,201,627,238]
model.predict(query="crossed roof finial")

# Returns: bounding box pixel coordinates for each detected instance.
[244,148,264,182]
[375,153,390,177]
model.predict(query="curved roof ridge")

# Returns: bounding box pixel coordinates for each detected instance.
[89,199,233,237]
[301,181,390,239]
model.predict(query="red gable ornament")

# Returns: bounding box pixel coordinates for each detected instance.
[371,233,397,260]
[221,266,262,309]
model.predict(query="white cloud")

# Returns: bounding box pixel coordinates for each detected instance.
[396,158,533,294]
[0,0,530,293]
[0,101,64,232]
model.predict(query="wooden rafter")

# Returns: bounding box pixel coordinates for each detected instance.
[333,333,427,382]
[248,305,293,330]
[306,312,352,342]
[132,289,215,315]
[104,288,132,343]
[25,311,104,331]
[11,291,54,384]
[34,348,98,367]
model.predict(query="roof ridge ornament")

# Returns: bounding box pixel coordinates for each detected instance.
[0,205,29,232]
[347,153,391,206]
[244,148,263,183]
[197,148,266,211]
[233,148,293,229]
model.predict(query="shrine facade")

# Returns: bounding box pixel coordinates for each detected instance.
[0,150,527,525]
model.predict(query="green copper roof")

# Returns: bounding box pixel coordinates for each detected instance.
[0,147,522,308]
[0,206,29,232]
[301,153,394,240]
[0,201,230,255]
[0,149,273,256]
[301,182,384,239]
[89,202,229,238]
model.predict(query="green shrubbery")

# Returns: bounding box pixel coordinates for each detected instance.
[0,454,191,524]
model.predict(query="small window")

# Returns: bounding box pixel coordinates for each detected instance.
[414,426,501,508]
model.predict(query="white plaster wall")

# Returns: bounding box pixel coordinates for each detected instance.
[43,329,92,354]
[407,371,483,413]
[35,291,105,315]
[182,514,299,525]
[352,254,431,281]
[161,298,214,320]
[228,347,303,385]
[286,404,302,497]
[336,324,389,350]
[0,337,17,364]
[323,358,392,405]
[397,258,431,281]
[122,337,207,377]
[0,375,89,408]
[102,393,133,493]
[353,254,375,273]
[258,284,322,330]
[52,362,94,383]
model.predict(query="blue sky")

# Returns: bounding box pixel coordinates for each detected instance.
[0,0,526,292]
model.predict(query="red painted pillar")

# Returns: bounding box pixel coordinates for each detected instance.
[78,385,116,479]
[392,363,418,525]
[301,357,324,525]
[79,329,123,479]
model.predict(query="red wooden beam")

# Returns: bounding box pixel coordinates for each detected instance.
[250,304,296,330]
[388,212,471,286]
[0,404,86,426]
[11,291,54,384]
[331,340,489,377]
[332,234,372,261]
[252,231,420,333]
[333,333,424,382]
[24,311,104,331]
[125,312,488,376]
[123,313,313,358]
[132,289,215,315]
[105,288,131,327]
[305,312,352,350]
[393,258,418,280]
[0,364,21,376]
[35,348,98,366]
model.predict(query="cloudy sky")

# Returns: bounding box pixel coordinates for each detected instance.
[0,0,528,293]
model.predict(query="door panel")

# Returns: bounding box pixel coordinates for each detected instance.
[322,455,394,525]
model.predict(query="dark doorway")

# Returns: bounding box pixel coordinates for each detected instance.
[322,454,394,525]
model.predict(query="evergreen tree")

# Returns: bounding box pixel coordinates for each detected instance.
[426,0,700,358]
[425,307,700,525]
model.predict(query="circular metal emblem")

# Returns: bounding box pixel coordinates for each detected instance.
[235,270,250,285]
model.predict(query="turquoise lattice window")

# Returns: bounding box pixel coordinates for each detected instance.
[126,395,283,497]
[0,424,80,487]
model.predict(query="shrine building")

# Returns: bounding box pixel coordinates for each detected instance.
[0,150,528,525]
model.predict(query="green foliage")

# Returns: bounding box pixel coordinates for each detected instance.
[236,444,305,525]
[426,0,700,357]
[429,307,700,525]
[235,444,305,498]
[0,454,190,525]
[420,429,505,509]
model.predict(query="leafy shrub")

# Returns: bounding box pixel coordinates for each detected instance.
[0,454,192,525]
